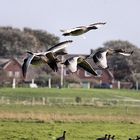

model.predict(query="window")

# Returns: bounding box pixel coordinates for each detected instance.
[15,71,20,77]
[8,71,13,77]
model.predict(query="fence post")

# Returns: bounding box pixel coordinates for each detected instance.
[118,81,120,89]
[32,97,35,105]
[0,96,4,104]
[12,78,16,89]
[136,81,138,91]
[42,97,46,105]
[48,77,51,88]
[60,56,64,88]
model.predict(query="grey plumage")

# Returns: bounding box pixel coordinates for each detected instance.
[60,22,106,36]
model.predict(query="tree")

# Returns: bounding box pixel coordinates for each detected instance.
[23,28,59,51]
[0,26,60,57]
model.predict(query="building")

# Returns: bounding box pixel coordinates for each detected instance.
[0,58,23,86]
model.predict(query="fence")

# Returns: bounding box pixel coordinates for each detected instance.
[0,96,140,107]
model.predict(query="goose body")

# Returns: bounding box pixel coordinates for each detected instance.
[64,57,79,72]
[22,40,73,79]
[62,56,98,76]
[60,22,106,36]
[93,49,108,69]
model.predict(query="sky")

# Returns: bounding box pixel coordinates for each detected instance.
[0,0,140,54]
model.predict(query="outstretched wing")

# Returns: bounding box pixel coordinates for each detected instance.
[88,22,106,29]
[22,54,34,79]
[119,51,133,56]
[78,60,98,76]
[114,49,134,56]
[47,40,73,53]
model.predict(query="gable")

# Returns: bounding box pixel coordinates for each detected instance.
[3,58,22,71]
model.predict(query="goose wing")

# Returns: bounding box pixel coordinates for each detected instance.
[22,54,35,79]
[118,51,133,56]
[78,59,98,76]
[114,49,133,56]
[88,22,106,29]
[47,40,73,54]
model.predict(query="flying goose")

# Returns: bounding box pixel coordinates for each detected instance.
[56,131,66,140]
[86,48,133,69]
[60,22,106,36]
[22,40,73,79]
[61,56,98,76]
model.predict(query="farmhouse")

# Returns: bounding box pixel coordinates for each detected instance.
[0,58,24,85]
[0,57,39,86]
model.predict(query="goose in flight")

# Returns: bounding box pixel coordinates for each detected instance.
[61,56,98,76]
[22,40,73,79]
[86,48,133,69]
[60,22,106,36]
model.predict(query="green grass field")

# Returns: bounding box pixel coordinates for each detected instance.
[0,88,140,140]
[0,88,140,99]
[0,121,140,140]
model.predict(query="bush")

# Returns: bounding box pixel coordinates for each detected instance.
[75,96,82,103]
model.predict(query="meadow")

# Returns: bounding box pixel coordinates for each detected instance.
[0,121,140,140]
[0,88,140,140]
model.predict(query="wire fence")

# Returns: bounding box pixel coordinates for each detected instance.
[0,96,140,107]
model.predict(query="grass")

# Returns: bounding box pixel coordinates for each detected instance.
[0,105,140,124]
[0,88,140,123]
[0,104,140,116]
[0,88,140,99]
[0,88,140,139]
[0,121,140,140]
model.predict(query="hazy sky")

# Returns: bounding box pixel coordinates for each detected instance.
[0,0,140,54]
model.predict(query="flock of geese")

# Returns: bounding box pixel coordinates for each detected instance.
[21,23,135,139]
[56,131,140,140]
[22,22,133,79]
